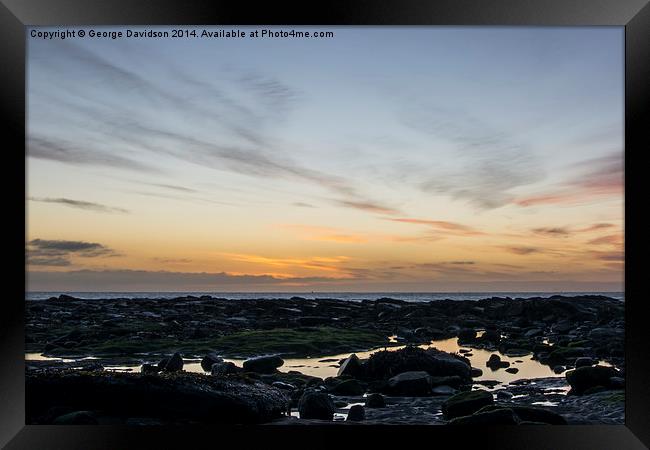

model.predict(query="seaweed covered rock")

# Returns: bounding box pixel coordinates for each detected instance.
[26,370,290,424]
[364,346,471,381]
[566,365,621,395]
[298,390,335,420]
[441,390,494,419]
[243,355,284,374]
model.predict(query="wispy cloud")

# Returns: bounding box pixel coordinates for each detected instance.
[532,227,571,237]
[29,41,395,219]
[515,152,623,207]
[398,104,544,209]
[388,218,484,236]
[334,200,400,216]
[28,197,129,214]
[27,269,350,291]
[27,239,118,266]
[504,246,542,255]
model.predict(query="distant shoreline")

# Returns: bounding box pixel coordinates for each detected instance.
[25,291,626,302]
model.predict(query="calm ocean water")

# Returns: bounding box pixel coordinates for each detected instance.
[26,291,625,302]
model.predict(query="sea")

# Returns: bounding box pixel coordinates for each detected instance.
[25,291,625,302]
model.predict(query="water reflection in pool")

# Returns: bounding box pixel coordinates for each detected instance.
[26,335,578,387]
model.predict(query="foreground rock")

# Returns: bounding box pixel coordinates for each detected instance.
[565,365,623,395]
[298,390,335,420]
[26,370,290,424]
[441,390,494,419]
[243,355,284,374]
[364,346,471,381]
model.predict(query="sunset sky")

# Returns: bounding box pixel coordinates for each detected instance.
[26,27,624,292]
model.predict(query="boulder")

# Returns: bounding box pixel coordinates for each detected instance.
[364,346,470,381]
[479,329,501,344]
[201,353,224,372]
[329,378,364,396]
[448,407,519,425]
[566,365,620,395]
[141,364,160,375]
[346,404,365,422]
[337,354,365,378]
[163,353,184,372]
[26,370,290,424]
[365,393,386,408]
[505,367,519,374]
[486,354,510,370]
[478,405,567,425]
[575,357,595,368]
[53,410,98,425]
[243,355,284,374]
[386,371,432,396]
[432,385,456,396]
[298,390,335,420]
[211,361,239,377]
[470,367,483,378]
[441,390,494,419]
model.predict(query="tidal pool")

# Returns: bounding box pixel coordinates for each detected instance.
[26,335,587,389]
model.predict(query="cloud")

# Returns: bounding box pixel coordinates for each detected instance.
[532,227,571,236]
[388,218,483,236]
[146,183,198,193]
[28,41,399,220]
[278,224,368,244]
[588,235,622,246]
[515,152,623,207]
[504,246,542,255]
[334,200,400,216]
[28,197,129,214]
[28,135,156,173]
[577,223,616,233]
[292,202,316,208]
[27,269,350,291]
[27,239,118,266]
[398,104,544,209]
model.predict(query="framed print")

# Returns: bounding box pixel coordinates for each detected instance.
[1,0,649,448]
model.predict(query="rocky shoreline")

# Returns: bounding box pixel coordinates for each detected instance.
[25,294,625,425]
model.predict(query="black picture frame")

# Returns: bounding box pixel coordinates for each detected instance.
[2,1,648,448]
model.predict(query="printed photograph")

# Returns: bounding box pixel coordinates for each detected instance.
[25,26,624,425]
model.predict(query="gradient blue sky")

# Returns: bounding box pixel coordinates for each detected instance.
[26,26,624,292]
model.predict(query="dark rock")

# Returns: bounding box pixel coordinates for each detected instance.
[478,405,567,425]
[458,328,477,343]
[575,357,595,368]
[53,410,98,425]
[337,354,365,378]
[329,378,364,396]
[479,329,501,344]
[272,381,296,391]
[441,390,494,419]
[470,367,483,378]
[432,385,457,396]
[26,370,290,424]
[566,365,620,395]
[505,367,519,374]
[553,365,565,374]
[243,355,284,374]
[162,353,184,372]
[298,390,335,420]
[365,393,386,408]
[346,404,365,421]
[496,390,514,400]
[201,353,224,372]
[211,361,239,376]
[524,328,543,338]
[609,376,625,389]
[365,346,470,381]
[486,354,510,370]
[448,407,519,425]
[141,364,160,375]
[386,371,432,396]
